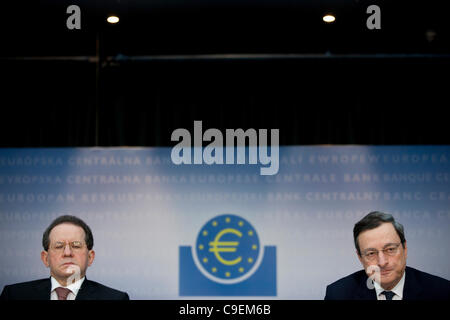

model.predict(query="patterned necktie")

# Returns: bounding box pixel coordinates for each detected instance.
[55,287,72,300]
[382,290,395,300]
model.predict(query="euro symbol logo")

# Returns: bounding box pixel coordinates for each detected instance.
[209,228,242,266]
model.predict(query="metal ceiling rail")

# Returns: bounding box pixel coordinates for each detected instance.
[117,53,450,61]
[0,56,98,62]
[2,53,450,62]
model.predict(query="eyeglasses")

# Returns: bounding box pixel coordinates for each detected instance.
[50,241,85,252]
[361,243,402,262]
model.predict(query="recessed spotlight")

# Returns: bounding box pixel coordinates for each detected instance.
[323,14,336,23]
[107,16,119,24]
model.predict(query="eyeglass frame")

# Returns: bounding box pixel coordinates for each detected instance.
[360,242,403,262]
[48,241,86,252]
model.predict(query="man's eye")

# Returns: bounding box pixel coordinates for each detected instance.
[366,252,376,256]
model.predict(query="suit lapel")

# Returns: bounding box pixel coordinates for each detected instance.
[75,278,95,300]
[34,278,52,300]
[355,274,377,300]
[402,267,423,300]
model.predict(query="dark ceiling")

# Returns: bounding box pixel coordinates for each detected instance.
[1,1,449,147]
[2,0,449,57]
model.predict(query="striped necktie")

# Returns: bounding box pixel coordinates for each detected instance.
[55,287,72,300]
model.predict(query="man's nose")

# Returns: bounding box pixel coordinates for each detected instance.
[63,244,73,256]
[377,251,388,266]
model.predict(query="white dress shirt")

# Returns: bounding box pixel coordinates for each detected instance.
[374,271,405,300]
[50,276,85,300]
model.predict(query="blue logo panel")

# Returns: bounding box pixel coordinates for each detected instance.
[180,214,276,296]
[179,246,276,296]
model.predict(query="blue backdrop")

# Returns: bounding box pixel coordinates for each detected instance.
[0,146,449,299]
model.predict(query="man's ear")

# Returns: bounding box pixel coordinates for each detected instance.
[41,250,49,268]
[87,250,95,267]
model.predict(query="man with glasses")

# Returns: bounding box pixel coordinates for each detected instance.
[325,211,450,300]
[0,215,129,300]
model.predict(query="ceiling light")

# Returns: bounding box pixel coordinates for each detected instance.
[107,16,119,24]
[323,14,336,23]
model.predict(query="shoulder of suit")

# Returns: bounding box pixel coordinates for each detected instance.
[406,266,450,287]
[84,279,129,298]
[1,278,50,300]
[325,269,369,300]
[327,269,367,289]
[3,278,49,289]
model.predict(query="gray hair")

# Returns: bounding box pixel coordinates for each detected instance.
[353,211,406,256]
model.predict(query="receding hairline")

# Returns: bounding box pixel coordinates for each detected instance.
[47,222,87,240]
[356,222,403,249]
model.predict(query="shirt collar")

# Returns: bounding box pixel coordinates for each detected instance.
[51,276,85,295]
[374,270,406,299]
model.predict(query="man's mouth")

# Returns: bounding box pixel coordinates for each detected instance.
[380,269,392,276]
[62,262,75,266]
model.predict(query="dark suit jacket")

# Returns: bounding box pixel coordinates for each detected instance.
[0,278,129,300]
[325,266,450,300]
